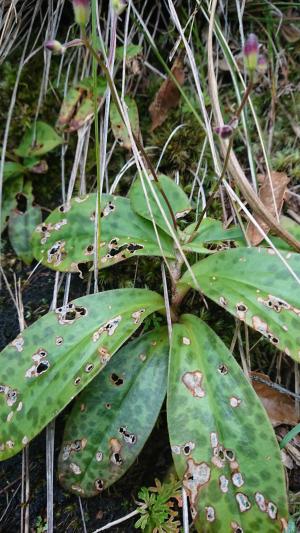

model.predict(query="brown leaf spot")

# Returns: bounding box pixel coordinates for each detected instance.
[219,475,229,493]
[182,371,205,398]
[93,316,122,342]
[205,506,215,522]
[11,335,24,352]
[236,302,248,321]
[232,472,244,488]
[132,308,145,324]
[235,492,251,512]
[183,459,210,505]
[95,479,104,492]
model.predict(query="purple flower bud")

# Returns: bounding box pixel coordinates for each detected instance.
[72,0,90,26]
[243,33,259,73]
[214,125,233,139]
[45,40,65,55]
[112,0,127,15]
[257,55,268,75]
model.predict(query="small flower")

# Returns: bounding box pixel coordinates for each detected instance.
[214,125,233,139]
[112,0,127,15]
[243,33,259,73]
[45,40,65,55]
[72,0,90,27]
[257,55,268,75]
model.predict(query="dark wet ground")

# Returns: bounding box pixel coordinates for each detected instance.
[0,260,173,533]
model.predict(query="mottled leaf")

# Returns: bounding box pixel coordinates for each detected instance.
[58,327,169,496]
[15,121,62,157]
[31,193,175,273]
[168,314,288,532]
[130,175,191,236]
[180,247,300,362]
[8,206,42,264]
[0,289,164,460]
[110,96,140,150]
[3,162,24,182]
[182,218,244,254]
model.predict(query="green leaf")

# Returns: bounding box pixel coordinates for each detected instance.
[15,121,62,157]
[58,327,169,496]
[31,193,175,273]
[182,218,244,254]
[8,206,42,264]
[130,175,191,236]
[110,96,140,150]
[1,176,23,230]
[167,314,288,532]
[0,289,164,460]
[3,162,25,182]
[180,247,300,362]
[115,44,142,61]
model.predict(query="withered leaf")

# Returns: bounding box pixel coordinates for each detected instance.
[246,171,290,245]
[251,371,299,427]
[149,54,185,132]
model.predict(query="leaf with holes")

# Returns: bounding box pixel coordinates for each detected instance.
[0,288,164,460]
[110,96,140,150]
[180,247,300,362]
[31,193,175,273]
[130,175,191,236]
[182,218,244,254]
[9,205,42,264]
[15,121,62,158]
[168,314,288,532]
[1,176,24,230]
[58,327,169,496]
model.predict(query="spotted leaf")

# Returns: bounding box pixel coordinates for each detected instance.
[167,314,288,532]
[31,193,175,273]
[130,175,191,236]
[8,205,42,264]
[180,247,300,362]
[58,327,169,496]
[0,289,164,460]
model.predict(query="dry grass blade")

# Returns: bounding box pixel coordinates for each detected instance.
[149,53,185,132]
[207,0,300,253]
[246,171,290,245]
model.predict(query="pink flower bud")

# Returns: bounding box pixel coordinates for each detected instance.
[243,33,259,73]
[257,55,268,75]
[214,125,233,139]
[72,0,90,26]
[45,40,65,55]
